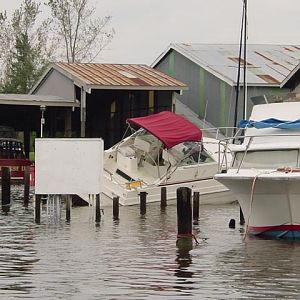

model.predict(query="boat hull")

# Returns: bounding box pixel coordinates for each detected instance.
[216,172,300,239]
[103,173,235,206]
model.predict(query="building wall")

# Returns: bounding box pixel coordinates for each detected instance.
[155,50,290,128]
[33,69,75,100]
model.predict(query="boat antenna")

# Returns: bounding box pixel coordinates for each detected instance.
[243,0,248,120]
[233,0,245,135]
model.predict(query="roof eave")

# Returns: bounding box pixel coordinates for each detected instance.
[85,84,188,91]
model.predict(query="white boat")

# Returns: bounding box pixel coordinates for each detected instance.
[103,111,234,205]
[215,102,300,239]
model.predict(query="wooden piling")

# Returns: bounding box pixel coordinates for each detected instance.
[2,167,11,211]
[35,194,41,223]
[66,195,71,222]
[139,191,147,215]
[24,165,30,207]
[160,187,167,209]
[193,191,200,225]
[95,194,101,222]
[177,187,192,239]
[113,196,119,220]
[240,206,245,225]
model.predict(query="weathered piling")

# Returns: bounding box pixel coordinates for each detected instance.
[66,195,71,222]
[95,194,101,222]
[1,167,11,212]
[113,196,119,220]
[24,165,30,207]
[160,187,167,209]
[139,191,147,215]
[35,194,41,223]
[240,206,245,225]
[193,191,200,225]
[177,187,192,246]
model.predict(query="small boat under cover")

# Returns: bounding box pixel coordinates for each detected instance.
[103,111,234,205]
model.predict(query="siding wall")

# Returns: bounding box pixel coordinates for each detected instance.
[34,69,75,100]
[155,50,290,128]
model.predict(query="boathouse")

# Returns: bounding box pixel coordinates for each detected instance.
[152,44,300,128]
[30,63,187,148]
[0,93,79,158]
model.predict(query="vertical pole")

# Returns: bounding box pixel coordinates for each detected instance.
[35,194,41,223]
[113,196,119,220]
[80,89,86,137]
[193,191,200,225]
[66,195,71,222]
[160,187,167,209]
[64,108,72,137]
[24,165,30,207]
[240,206,245,225]
[139,192,147,215]
[177,187,192,237]
[2,167,11,212]
[95,194,101,222]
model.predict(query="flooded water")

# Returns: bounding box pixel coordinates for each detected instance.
[1,188,300,299]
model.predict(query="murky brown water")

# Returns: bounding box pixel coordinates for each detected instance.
[1,187,300,299]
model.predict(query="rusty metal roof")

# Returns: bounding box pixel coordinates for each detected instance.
[152,44,300,87]
[52,62,187,91]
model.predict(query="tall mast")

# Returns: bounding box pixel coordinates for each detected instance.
[243,0,248,120]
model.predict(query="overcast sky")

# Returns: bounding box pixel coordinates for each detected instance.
[2,0,300,65]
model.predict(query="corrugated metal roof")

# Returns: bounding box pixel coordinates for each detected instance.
[0,94,79,107]
[54,62,187,90]
[152,44,300,87]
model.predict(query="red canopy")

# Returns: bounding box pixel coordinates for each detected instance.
[127,111,202,149]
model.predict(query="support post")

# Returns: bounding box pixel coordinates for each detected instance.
[177,187,192,244]
[160,187,167,209]
[139,192,147,215]
[2,167,11,212]
[24,165,30,207]
[95,194,101,222]
[193,191,200,225]
[66,195,71,222]
[113,196,119,220]
[240,206,245,225]
[35,194,41,223]
[80,89,86,137]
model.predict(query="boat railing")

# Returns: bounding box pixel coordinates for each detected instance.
[201,126,239,140]
[217,132,300,173]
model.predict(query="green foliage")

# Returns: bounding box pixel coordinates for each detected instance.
[0,0,53,93]
[0,0,114,93]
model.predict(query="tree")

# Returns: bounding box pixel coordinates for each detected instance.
[1,0,54,93]
[47,0,115,63]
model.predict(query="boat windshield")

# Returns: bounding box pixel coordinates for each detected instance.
[233,149,299,169]
[0,139,26,159]
[169,142,214,166]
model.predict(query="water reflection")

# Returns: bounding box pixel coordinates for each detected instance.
[2,192,300,299]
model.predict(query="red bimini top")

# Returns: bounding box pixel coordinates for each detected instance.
[127,111,202,149]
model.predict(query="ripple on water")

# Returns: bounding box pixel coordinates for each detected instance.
[1,190,300,299]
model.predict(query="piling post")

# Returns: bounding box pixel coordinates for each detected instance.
[139,191,147,215]
[240,206,245,225]
[24,165,30,207]
[2,167,11,212]
[113,196,119,220]
[193,191,200,225]
[95,194,101,222]
[160,187,167,209]
[66,195,71,222]
[35,194,41,223]
[177,187,193,247]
